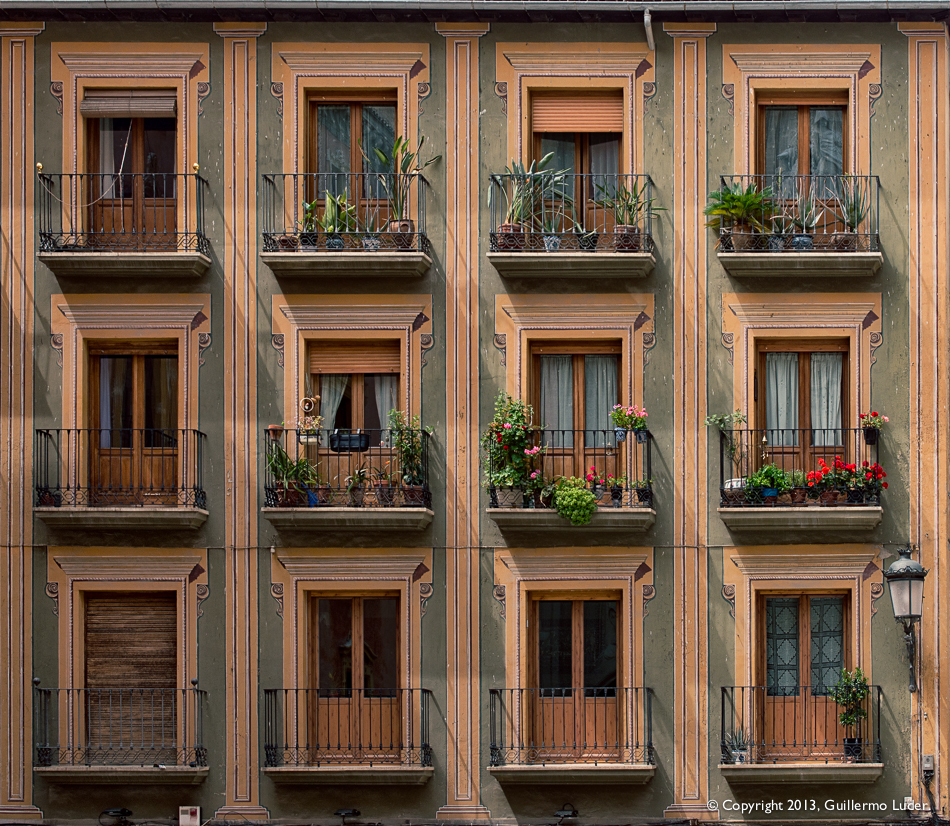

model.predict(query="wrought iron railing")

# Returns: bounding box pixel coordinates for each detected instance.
[37,172,210,254]
[263,688,432,768]
[261,172,431,254]
[489,687,654,766]
[488,173,657,253]
[33,680,207,767]
[263,427,432,509]
[718,427,883,507]
[485,427,653,509]
[721,685,882,764]
[714,174,880,252]
[34,428,207,509]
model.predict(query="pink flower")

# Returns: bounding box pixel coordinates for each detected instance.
[503,423,512,429]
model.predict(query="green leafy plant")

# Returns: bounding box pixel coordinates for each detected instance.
[704,181,771,234]
[747,462,790,493]
[704,410,748,477]
[481,392,536,490]
[345,465,370,493]
[311,192,358,235]
[490,153,570,228]
[553,477,598,526]
[595,178,665,227]
[266,443,316,491]
[831,175,871,232]
[830,667,870,730]
[793,179,824,234]
[610,403,648,431]
[388,409,433,487]
[785,468,807,489]
[363,135,441,221]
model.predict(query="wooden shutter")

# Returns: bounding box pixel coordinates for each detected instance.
[81,89,178,119]
[85,592,177,688]
[531,91,623,132]
[309,340,401,374]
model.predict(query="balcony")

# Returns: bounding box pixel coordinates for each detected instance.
[487,173,657,279]
[712,174,882,279]
[37,172,211,278]
[717,428,883,538]
[263,688,433,784]
[720,685,883,784]
[260,427,434,532]
[486,428,655,539]
[32,681,208,784]
[260,172,432,277]
[489,687,655,784]
[34,429,208,530]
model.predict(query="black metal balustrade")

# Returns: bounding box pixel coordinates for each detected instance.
[37,172,210,254]
[489,687,654,766]
[721,685,882,764]
[263,688,432,768]
[34,428,207,509]
[488,173,657,254]
[261,172,431,254]
[263,427,432,509]
[718,427,883,507]
[714,174,880,253]
[485,428,653,509]
[33,681,207,767]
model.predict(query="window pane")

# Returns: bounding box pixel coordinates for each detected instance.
[539,133,575,175]
[143,118,176,198]
[588,133,620,198]
[765,352,799,445]
[143,356,178,436]
[584,355,618,446]
[766,597,800,696]
[363,597,398,695]
[810,596,844,694]
[811,353,843,446]
[538,601,573,691]
[763,106,799,183]
[810,108,844,177]
[320,374,352,429]
[364,374,397,433]
[540,355,574,448]
[583,600,618,691]
[318,598,353,692]
[317,105,352,191]
[362,105,397,198]
[99,356,134,447]
[99,118,133,197]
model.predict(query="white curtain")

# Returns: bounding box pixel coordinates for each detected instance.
[766,352,799,446]
[584,355,618,448]
[540,355,573,448]
[810,108,844,178]
[319,374,349,430]
[374,374,398,437]
[763,107,799,191]
[811,353,842,446]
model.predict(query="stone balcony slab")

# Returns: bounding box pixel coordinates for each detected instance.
[487,251,655,279]
[489,764,655,784]
[261,251,431,278]
[35,766,208,784]
[34,506,209,530]
[719,762,883,785]
[38,251,211,278]
[718,506,882,534]
[261,507,434,531]
[717,251,883,279]
[263,766,433,785]
[487,507,655,533]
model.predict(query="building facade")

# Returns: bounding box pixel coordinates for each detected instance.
[0,2,948,823]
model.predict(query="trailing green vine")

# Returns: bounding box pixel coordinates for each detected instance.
[554,477,598,526]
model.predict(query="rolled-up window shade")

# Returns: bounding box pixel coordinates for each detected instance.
[532,91,623,132]
[309,340,401,374]
[81,89,178,119]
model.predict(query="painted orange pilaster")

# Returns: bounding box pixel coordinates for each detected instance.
[663,22,716,820]
[899,21,949,817]
[435,22,491,821]
[213,22,269,820]
[0,22,44,819]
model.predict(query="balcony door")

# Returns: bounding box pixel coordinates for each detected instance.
[530,597,620,762]
[88,343,179,505]
[308,595,401,763]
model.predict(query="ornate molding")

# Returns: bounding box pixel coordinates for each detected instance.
[732,552,878,577]
[642,583,656,618]
[870,581,885,617]
[196,81,211,116]
[417,81,431,116]
[642,81,656,104]
[420,333,434,368]
[198,332,211,367]
[57,52,207,74]
[492,584,507,619]
[45,582,59,617]
[196,583,209,618]
[722,583,736,620]
[728,51,873,74]
[53,555,203,578]
[722,83,735,117]
[493,333,507,367]
[50,80,64,116]
[271,333,285,369]
[271,583,284,618]
[50,333,64,368]
[494,81,508,115]
[419,582,433,617]
[275,551,428,580]
[270,81,283,117]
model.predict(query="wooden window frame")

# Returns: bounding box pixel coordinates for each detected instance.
[532,132,623,176]
[86,116,178,177]
[754,90,849,176]
[306,91,398,177]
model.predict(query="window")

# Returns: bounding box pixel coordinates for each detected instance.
[756,92,847,179]
[756,339,848,452]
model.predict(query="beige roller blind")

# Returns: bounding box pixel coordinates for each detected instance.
[80,89,178,119]
[309,340,401,374]
[531,91,624,132]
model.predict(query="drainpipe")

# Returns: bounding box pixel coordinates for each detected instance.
[643,8,655,52]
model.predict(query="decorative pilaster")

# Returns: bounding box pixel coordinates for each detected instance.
[0,22,44,819]
[899,21,949,816]
[212,22,269,820]
[435,22,491,821]
[662,22,716,821]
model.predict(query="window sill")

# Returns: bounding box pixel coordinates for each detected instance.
[487,251,655,279]
[34,506,209,530]
[717,251,883,279]
[489,763,654,785]
[38,251,212,278]
[719,762,883,785]
[261,250,432,278]
[263,765,433,785]
[35,765,208,785]
[487,507,655,534]
[261,506,434,531]
[717,505,882,536]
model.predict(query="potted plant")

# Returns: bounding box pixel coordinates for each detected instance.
[585,466,611,505]
[790,179,824,250]
[344,465,369,507]
[313,191,358,249]
[704,180,770,251]
[746,462,789,505]
[266,442,311,507]
[634,478,653,507]
[292,411,323,445]
[830,667,870,761]
[786,468,808,505]
[861,460,888,505]
[831,175,871,251]
[371,462,397,506]
[481,392,535,507]
[553,476,599,526]
[859,410,888,445]
[727,728,749,764]
[360,212,382,251]
[604,474,627,508]
[806,456,846,506]
[705,410,748,505]
[538,203,566,252]
[489,153,567,250]
[570,203,599,251]
[364,135,441,249]
[298,196,321,248]
[388,408,433,507]
[595,178,664,252]
[524,466,548,508]
[610,403,649,442]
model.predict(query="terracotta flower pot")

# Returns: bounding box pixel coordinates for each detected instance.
[496,222,525,251]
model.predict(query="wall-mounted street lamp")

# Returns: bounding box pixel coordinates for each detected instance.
[883,546,928,693]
